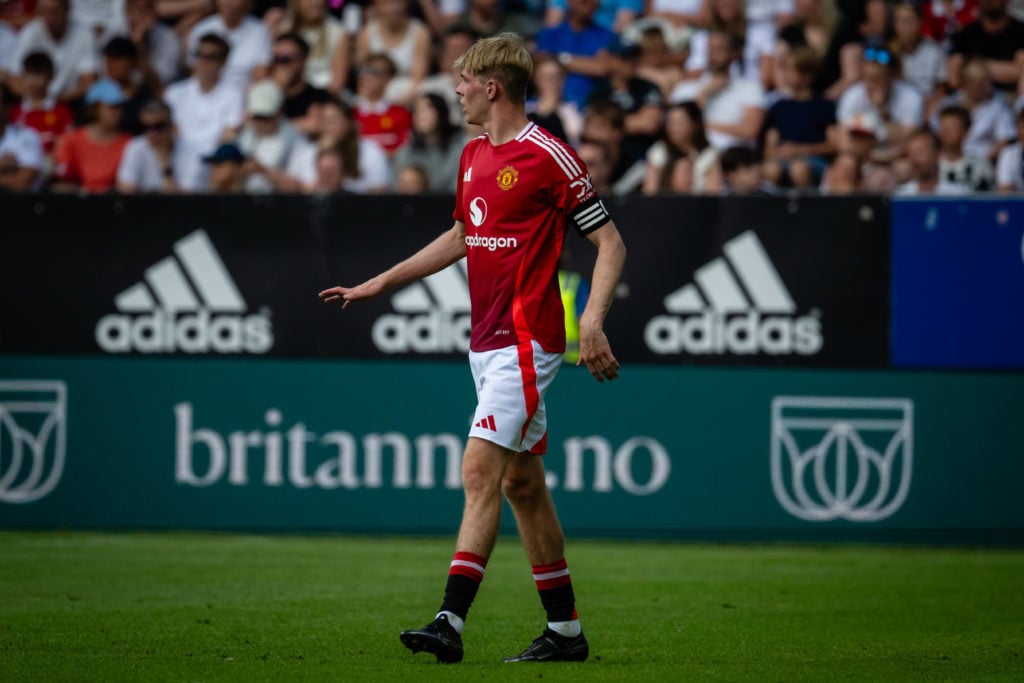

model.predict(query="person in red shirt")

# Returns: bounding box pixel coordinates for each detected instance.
[320,32,626,665]
[51,78,131,193]
[353,52,412,155]
[9,51,74,156]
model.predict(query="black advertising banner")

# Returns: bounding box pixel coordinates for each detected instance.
[572,195,892,367]
[0,194,889,366]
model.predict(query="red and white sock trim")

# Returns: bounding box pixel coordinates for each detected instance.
[449,551,487,583]
[532,559,571,591]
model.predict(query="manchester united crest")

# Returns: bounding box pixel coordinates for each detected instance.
[496,166,519,191]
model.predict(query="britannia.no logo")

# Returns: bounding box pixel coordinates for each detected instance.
[0,381,67,504]
[770,396,913,522]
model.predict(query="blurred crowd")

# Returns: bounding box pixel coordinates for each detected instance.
[1,0,1024,196]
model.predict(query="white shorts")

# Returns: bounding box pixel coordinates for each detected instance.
[468,340,562,454]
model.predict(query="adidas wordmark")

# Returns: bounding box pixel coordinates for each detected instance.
[95,230,273,354]
[644,231,823,356]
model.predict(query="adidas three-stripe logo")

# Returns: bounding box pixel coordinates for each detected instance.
[474,415,497,431]
[95,230,274,354]
[645,231,823,356]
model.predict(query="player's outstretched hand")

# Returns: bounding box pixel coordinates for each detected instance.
[578,325,620,383]
[318,279,383,309]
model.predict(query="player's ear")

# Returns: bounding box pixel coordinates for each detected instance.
[486,78,498,101]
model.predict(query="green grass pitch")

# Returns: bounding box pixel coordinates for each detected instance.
[1,531,1022,681]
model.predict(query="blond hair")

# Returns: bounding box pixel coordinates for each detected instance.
[453,32,533,105]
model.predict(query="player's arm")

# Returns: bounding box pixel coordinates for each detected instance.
[578,220,625,383]
[319,221,467,309]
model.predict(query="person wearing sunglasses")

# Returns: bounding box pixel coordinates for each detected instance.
[116,98,188,193]
[836,44,924,165]
[271,32,331,137]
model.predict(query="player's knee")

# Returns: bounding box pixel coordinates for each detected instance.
[462,460,501,498]
[501,471,543,505]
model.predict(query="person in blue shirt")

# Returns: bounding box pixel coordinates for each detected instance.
[543,0,642,34]
[534,0,617,108]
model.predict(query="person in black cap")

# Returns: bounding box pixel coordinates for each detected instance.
[203,141,247,193]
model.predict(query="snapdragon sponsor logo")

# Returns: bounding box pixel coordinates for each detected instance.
[95,230,273,354]
[174,403,671,495]
[465,233,518,251]
[371,260,471,354]
[645,231,823,356]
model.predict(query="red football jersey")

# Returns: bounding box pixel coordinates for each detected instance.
[454,121,610,354]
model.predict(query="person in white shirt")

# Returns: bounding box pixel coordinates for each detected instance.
[8,0,99,102]
[116,97,191,192]
[0,85,44,191]
[163,33,245,191]
[235,79,317,193]
[277,0,352,96]
[837,45,923,164]
[670,29,766,150]
[931,57,1017,161]
[186,0,271,92]
[101,0,182,87]
[936,104,995,191]
[895,128,969,195]
[891,1,947,101]
[996,108,1024,191]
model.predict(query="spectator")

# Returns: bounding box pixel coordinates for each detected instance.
[820,150,862,194]
[837,45,923,165]
[100,0,182,88]
[577,136,615,195]
[544,0,642,34]
[156,0,217,45]
[393,92,465,193]
[8,0,100,103]
[353,52,412,155]
[417,25,478,128]
[72,0,125,36]
[642,100,721,194]
[776,0,834,62]
[355,0,431,105]
[0,84,45,192]
[896,127,970,194]
[815,0,888,100]
[236,79,317,192]
[762,45,836,188]
[948,0,1024,91]
[671,29,767,151]
[452,0,538,38]
[271,32,332,136]
[116,98,189,192]
[394,162,430,192]
[840,109,897,192]
[526,56,581,144]
[51,78,132,192]
[534,0,616,109]
[891,1,947,104]
[921,0,978,47]
[686,0,781,88]
[719,145,775,193]
[278,0,352,96]
[632,21,686,98]
[187,0,273,92]
[308,144,348,194]
[580,100,636,186]
[9,52,74,158]
[587,36,664,164]
[203,141,247,192]
[102,36,160,136]
[995,107,1024,190]
[744,0,795,90]
[313,96,391,192]
[932,57,1016,160]
[164,33,245,191]
[936,104,995,190]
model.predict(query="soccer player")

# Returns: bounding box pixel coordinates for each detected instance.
[318,32,626,664]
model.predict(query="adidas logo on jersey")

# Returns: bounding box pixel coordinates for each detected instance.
[372,260,471,354]
[95,230,274,354]
[644,231,823,356]
[474,415,497,431]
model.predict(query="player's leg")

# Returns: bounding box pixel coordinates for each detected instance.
[400,437,512,663]
[501,451,589,663]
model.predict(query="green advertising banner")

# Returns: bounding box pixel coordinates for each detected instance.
[0,355,1020,543]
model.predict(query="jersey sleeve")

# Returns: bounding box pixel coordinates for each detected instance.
[452,140,472,223]
[547,140,611,236]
